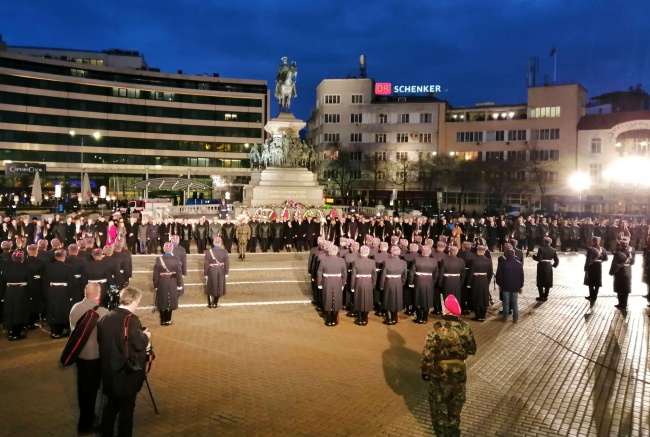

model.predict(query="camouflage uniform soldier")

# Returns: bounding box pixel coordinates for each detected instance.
[421,294,477,437]
[235,219,252,260]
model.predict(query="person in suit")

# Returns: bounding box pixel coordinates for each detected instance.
[69,283,109,435]
[496,248,524,323]
[97,287,151,437]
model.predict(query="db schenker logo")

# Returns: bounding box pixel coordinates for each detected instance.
[374,82,392,96]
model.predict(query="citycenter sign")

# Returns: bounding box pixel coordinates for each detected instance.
[375,82,442,96]
[4,162,46,176]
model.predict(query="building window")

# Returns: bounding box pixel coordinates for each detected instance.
[634,139,648,154]
[485,151,504,161]
[396,171,407,180]
[591,138,602,154]
[464,193,480,205]
[350,133,362,143]
[324,114,340,124]
[324,95,341,104]
[377,170,386,180]
[507,130,527,141]
[378,114,388,124]
[351,169,362,179]
[458,151,479,161]
[376,151,387,161]
[224,113,238,121]
[506,150,527,161]
[456,131,484,143]
[351,94,363,104]
[529,106,561,118]
[399,113,410,123]
[531,128,560,140]
[323,133,340,143]
[118,88,127,97]
[375,133,387,143]
[419,133,432,143]
[589,164,602,182]
[350,151,362,161]
[420,113,432,123]
[397,133,409,143]
[323,170,339,179]
[396,151,409,161]
[486,131,505,142]
[350,113,362,124]
[530,149,560,161]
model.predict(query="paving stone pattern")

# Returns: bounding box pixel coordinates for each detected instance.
[0,251,648,436]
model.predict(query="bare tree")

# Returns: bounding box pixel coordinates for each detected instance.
[525,141,559,210]
[320,142,362,205]
[361,151,392,206]
[387,152,419,209]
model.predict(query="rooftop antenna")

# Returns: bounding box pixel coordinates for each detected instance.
[527,56,539,87]
[359,54,367,78]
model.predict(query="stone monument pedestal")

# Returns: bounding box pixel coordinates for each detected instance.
[243,167,324,207]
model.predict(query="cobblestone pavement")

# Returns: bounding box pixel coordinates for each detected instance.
[1,250,648,436]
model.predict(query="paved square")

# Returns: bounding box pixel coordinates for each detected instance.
[1,251,648,436]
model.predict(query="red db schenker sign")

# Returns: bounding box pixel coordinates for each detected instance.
[374,82,392,95]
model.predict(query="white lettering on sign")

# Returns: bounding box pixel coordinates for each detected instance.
[9,165,44,173]
[393,85,442,94]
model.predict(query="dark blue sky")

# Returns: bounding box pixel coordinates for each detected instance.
[1,0,649,121]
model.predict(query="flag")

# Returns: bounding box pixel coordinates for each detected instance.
[549,47,556,57]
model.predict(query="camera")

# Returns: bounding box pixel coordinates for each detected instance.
[122,358,143,374]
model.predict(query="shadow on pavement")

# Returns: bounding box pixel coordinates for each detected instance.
[381,329,432,432]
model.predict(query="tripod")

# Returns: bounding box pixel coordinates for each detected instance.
[144,376,159,414]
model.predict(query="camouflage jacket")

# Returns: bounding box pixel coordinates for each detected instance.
[422,315,477,375]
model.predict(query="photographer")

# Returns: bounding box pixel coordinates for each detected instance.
[97,287,151,437]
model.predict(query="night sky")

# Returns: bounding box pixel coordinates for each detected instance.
[1,0,649,121]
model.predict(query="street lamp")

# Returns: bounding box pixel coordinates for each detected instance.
[568,172,591,215]
[70,130,101,202]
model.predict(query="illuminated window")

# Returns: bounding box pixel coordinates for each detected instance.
[529,106,561,118]
[224,113,238,121]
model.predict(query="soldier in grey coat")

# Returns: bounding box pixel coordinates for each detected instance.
[409,245,439,324]
[532,237,559,302]
[469,245,493,321]
[379,245,408,325]
[204,237,229,308]
[350,245,376,326]
[153,242,184,325]
[438,246,466,303]
[317,245,347,326]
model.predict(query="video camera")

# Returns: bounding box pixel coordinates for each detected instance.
[107,285,122,310]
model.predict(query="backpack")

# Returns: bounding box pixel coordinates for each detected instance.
[60,305,101,367]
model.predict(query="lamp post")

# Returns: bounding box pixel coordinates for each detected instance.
[568,172,591,216]
[70,130,101,203]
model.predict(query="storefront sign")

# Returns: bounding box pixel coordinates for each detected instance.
[4,162,46,176]
[375,82,442,96]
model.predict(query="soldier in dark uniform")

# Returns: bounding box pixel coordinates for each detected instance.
[208,217,222,252]
[1,251,32,340]
[609,239,634,310]
[259,218,271,252]
[24,244,45,330]
[0,240,13,262]
[82,248,111,305]
[584,237,608,302]
[430,241,449,315]
[317,244,347,326]
[83,237,95,261]
[171,235,187,277]
[221,218,236,253]
[43,249,76,338]
[560,220,574,251]
[194,218,209,254]
[379,245,407,325]
[538,217,549,245]
[401,243,419,316]
[114,238,133,287]
[421,294,476,437]
[180,219,193,254]
[457,241,477,315]
[158,218,172,252]
[469,245,493,322]
[153,242,184,325]
[532,237,559,302]
[102,244,125,294]
[351,245,376,326]
[439,246,466,304]
[204,237,229,308]
[37,238,54,264]
[371,241,390,316]
[65,244,86,302]
[311,241,330,311]
[343,241,359,317]
[306,216,320,249]
[409,245,439,324]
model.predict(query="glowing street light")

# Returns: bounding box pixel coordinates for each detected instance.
[569,172,591,214]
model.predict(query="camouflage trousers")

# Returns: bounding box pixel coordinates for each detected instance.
[428,364,467,437]
[238,239,248,256]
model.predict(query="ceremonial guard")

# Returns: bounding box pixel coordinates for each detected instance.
[65,244,86,302]
[311,241,330,310]
[371,241,390,316]
[548,219,559,248]
[438,246,466,303]
[82,248,111,305]
[409,245,439,324]
[317,244,347,326]
[24,244,45,330]
[114,238,133,286]
[343,241,359,317]
[153,242,184,325]
[221,218,236,253]
[350,245,376,326]
[513,218,527,251]
[430,241,449,315]
[609,239,634,310]
[1,251,32,340]
[457,241,477,315]
[421,294,476,437]
[468,245,493,322]
[171,235,188,277]
[179,219,193,254]
[584,237,608,302]
[379,245,407,325]
[401,243,419,316]
[204,237,229,308]
[235,218,252,260]
[526,217,538,256]
[194,217,209,254]
[532,237,559,302]
[43,249,75,338]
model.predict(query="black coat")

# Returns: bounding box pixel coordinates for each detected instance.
[153,255,183,310]
[468,255,493,308]
[43,261,76,324]
[532,245,559,287]
[496,257,524,292]
[1,261,32,326]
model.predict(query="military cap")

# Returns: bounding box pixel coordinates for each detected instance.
[380,242,389,250]
[51,238,62,248]
[340,239,348,247]
[400,239,408,248]
[27,244,38,253]
[359,245,370,256]
[92,248,103,257]
[438,235,448,242]
[391,236,399,244]
[328,245,339,256]
[409,243,418,252]
[421,245,432,255]
[351,241,360,250]
[163,242,174,253]
[1,240,12,249]
[509,238,518,246]
[102,245,114,255]
[436,241,447,248]
[448,246,459,254]
[84,237,95,245]
[477,245,487,251]
[390,245,401,256]
[11,250,24,261]
[68,244,79,254]
[425,238,434,247]
[171,234,180,243]
[372,238,381,246]
[592,236,601,242]
[38,239,48,248]
[543,237,552,244]
[462,241,472,248]
[414,235,422,242]
[444,294,461,316]
[78,240,86,249]
[54,249,66,259]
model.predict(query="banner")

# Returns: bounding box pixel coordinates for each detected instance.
[4,162,46,176]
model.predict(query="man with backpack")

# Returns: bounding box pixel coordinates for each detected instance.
[69,283,109,435]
